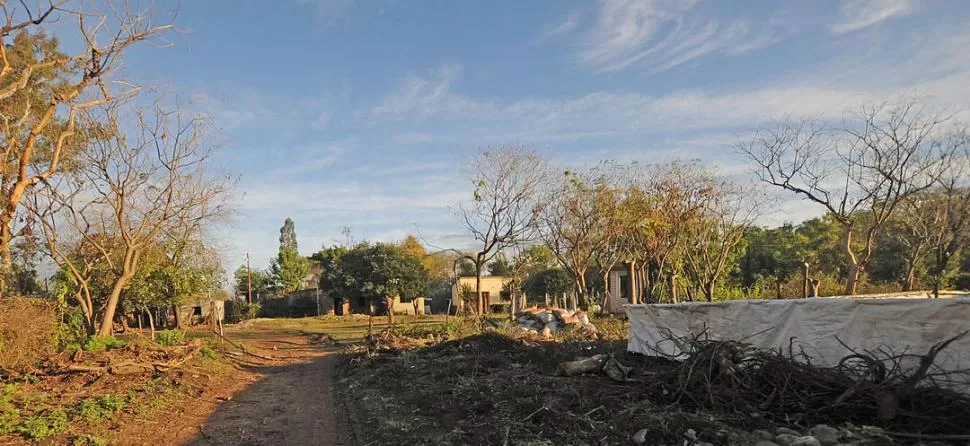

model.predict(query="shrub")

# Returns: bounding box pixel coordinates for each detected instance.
[200,346,215,359]
[56,306,88,352]
[0,298,57,370]
[18,408,68,440]
[83,335,125,352]
[0,384,20,436]
[154,329,184,346]
[76,395,125,422]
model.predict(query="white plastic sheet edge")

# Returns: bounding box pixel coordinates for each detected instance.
[624,297,970,374]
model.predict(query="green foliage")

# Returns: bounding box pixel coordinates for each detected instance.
[82,335,125,352]
[56,306,88,352]
[487,254,514,276]
[321,242,430,313]
[234,265,273,299]
[523,268,573,302]
[271,218,311,295]
[0,384,20,436]
[18,408,69,440]
[76,394,125,422]
[200,346,215,359]
[154,329,184,346]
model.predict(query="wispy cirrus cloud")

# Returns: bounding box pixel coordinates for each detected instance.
[534,12,580,43]
[576,0,786,74]
[831,0,918,34]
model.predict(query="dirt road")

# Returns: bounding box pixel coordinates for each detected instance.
[114,328,342,446]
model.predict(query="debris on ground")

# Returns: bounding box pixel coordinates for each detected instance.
[515,306,598,338]
[337,326,970,446]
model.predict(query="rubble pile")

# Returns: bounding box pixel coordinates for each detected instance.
[515,306,597,338]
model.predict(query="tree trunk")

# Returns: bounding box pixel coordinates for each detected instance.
[475,259,485,315]
[702,282,714,302]
[599,271,610,312]
[845,262,861,296]
[147,308,156,340]
[842,224,860,295]
[776,280,783,299]
[903,265,916,292]
[385,296,395,325]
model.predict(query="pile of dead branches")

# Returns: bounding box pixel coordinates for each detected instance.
[658,331,970,436]
[58,337,206,376]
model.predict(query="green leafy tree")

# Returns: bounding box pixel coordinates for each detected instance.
[321,242,429,324]
[487,254,514,276]
[234,265,273,300]
[523,268,573,306]
[271,218,310,294]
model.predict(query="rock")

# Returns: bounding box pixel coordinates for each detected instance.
[684,429,698,441]
[775,434,796,446]
[775,427,801,437]
[541,326,552,338]
[808,425,840,446]
[754,442,780,446]
[790,436,821,446]
[753,430,774,441]
[695,442,714,446]
[632,428,648,445]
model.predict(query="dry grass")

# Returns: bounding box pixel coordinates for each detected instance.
[0,297,58,372]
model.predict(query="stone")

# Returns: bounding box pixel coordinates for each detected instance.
[790,436,821,446]
[540,326,552,338]
[775,427,801,437]
[754,442,780,446]
[775,434,796,446]
[632,428,648,445]
[753,430,774,441]
[808,425,840,446]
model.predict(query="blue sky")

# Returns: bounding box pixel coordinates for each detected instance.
[114,0,970,272]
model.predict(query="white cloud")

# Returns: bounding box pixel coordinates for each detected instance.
[264,138,355,177]
[361,63,888,142]
[575,0,785,74]
[831,0,917,34]
[535,12,580,43]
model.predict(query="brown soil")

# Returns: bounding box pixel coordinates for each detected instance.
[112,328,342,446]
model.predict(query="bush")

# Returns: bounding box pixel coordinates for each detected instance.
[56,306,88,352]
[82,335,125,352]
[0,298,58,370]
[0,384,20,436]
[18,408,68,440]
[76,395,125,422]
[154,329,184,346]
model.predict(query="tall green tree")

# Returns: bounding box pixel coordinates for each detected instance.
[271,218,310,295]
[320,242,429,324]
[233,265,272,299]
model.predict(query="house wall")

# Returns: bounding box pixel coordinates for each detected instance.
[451,276,512,304]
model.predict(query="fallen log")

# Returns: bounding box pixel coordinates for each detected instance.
[558,354,608,376]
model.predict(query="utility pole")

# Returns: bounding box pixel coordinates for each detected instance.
[246,253,253,304]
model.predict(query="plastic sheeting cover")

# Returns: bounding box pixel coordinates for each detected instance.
[625,297,970,373]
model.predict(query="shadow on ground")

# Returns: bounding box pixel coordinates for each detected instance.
[187,337,346,446]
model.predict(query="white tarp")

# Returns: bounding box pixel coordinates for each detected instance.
[625,296,970,373]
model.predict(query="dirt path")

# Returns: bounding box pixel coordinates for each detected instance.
[114,328,342,446]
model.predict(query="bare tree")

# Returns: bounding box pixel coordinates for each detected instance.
[0,0,174,292]
[681,176,762,301]
[458,146,548,315]
[738,100,949,294]
[37,100,232,335]
[894,126,970,296]
[538,163,624,309]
